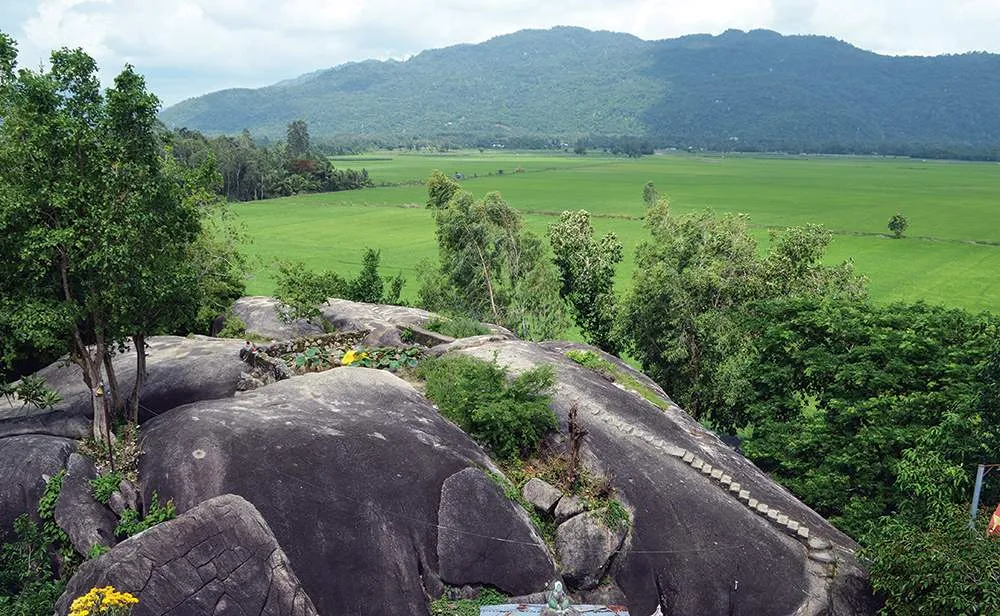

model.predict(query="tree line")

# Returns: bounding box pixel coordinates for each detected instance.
[169,120,373,202]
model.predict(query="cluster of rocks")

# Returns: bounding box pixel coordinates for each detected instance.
[0,297,879,615]
[522,478,628,596]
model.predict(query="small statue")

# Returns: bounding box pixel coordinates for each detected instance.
[541,580,573,615]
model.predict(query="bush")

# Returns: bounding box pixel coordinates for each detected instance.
[115,492,176,538]
[420,355,556,460]
[423,316,490,338]
[89,472,122,505]
[0,515,65,616]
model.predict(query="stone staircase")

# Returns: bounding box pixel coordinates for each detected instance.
[587,404,839,568]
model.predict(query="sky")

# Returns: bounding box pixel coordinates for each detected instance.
[1,0,998,108]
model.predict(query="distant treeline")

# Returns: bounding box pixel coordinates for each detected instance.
[308,131,1000,162]
[169,121,373,202]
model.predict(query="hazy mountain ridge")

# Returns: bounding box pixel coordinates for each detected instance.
[160,26,1000,150]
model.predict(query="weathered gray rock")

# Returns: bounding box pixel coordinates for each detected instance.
[319,298,517,345]
[138,368,540,616]
[437,468,556,594]
[522,478,563,514]
[53,453,118,556]
[0,409,90,440]
[556,511,627,591]
[107,478,139,517]
[0,434,75,534]
[230,295,324,341]
[54,494,318,616]
[444,338,878,615]
[29,336,246,423]
[554,495,586,523]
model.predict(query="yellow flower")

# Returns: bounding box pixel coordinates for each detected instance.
[341,349,368,366]
[69,586,139,616]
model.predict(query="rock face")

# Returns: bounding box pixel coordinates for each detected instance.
[447,338,878,616]
[437,468,556,594]
[53,453,118,555]
[55,494,318,616]
[138,368,548,616]
[522,477,563,514]
[556,511,627,590]
[230,296,325,341]
[25,336,246,422]
[0,434,75,533]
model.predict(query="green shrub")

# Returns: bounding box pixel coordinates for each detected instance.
[89,472,122,505]
[216,312,248,339]
[420,355,556,460]
[429,587,507,616]
[423,316,490,339]
[115,492,176,538]
[0,515,65,616]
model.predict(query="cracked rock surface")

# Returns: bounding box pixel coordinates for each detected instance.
[54,494,317,616]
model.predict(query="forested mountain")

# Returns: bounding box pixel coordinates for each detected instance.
[160,27,1000,154]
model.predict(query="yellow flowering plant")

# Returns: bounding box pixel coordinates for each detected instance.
[68,585,139,616]
[340,349,368,366]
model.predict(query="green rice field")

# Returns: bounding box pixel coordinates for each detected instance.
[233,151,1000,314]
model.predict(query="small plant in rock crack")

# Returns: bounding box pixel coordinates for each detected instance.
[89,472,123,505]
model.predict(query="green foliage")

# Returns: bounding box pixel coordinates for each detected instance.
[429,587,508,616]
[426,170,460,209]
[216,313,248,339]
[86,544,110,560]
[737,297,999,537]
[348,347,422,371]
[293,346,331,371]
[619,200,864,423]
[275,248,406,323]
[642,181,659,207]
[0,515,65,616]
[549,210,623,353]
[37,471,75,568]
[423,316,490,338]
[89,472,123,506]
[0,376,61,410]
[420,179,567,340]
[419,355,556,460]
[888,212,910,238]
[565,349,668,410]
[169,125,372,202]
[274,261,345,324]
[863,508,1000,615]
[115,492,176,538]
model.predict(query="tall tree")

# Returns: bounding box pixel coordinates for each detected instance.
[0,34,210,440]
[548,210,623,353]
[420,179,566,340]
[286,119,311,159]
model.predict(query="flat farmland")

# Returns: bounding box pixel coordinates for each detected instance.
[233,151,1000,313]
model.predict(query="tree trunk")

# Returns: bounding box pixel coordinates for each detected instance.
[473,240,500,324]
[102,348,122,425]
[129,333,147,424]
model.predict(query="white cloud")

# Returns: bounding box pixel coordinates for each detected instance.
[5,0,999,106]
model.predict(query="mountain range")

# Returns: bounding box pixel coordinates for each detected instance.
[160,27,1000,152]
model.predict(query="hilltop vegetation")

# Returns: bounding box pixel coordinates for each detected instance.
[161,27,1000,158]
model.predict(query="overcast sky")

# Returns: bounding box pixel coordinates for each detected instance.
[1,0,998,107]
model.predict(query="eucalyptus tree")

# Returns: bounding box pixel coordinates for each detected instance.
[0,33,212,440]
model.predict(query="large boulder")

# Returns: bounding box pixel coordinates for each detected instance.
[556,511,628,590]
[446,338,878,616]
[53,453,118,556]
[137,367,549,616]
[0,434,75,534]
[25,336,246,423]
[54,494,318,616]
[230,296,324,341]
[437,468,556,594]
